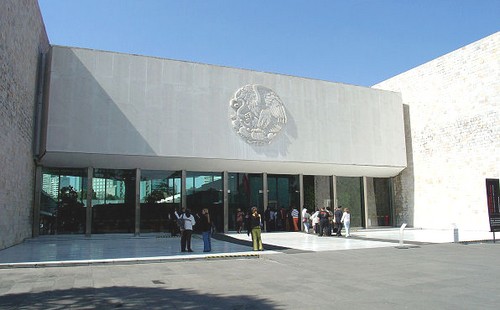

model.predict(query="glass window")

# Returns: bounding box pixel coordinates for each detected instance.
[365,177,393,227]
[228,173,264,231]
[186,171,223,232]
[92,169,136,233]
[267,174,299,231]
[336,176,364,227]
[140,170,181,233]
[40,168,87,235]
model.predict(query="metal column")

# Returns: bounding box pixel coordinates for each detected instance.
[299,174,304,231]
[32,166,42,237]
[85,167,93,237]
[223,171,229,233]
[181,170,187,210]
[134,168,141,236]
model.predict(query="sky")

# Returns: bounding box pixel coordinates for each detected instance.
[38,0,500,87]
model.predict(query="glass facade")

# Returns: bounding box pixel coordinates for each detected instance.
[37,168,394,235]
[365,177,393,227]
[267,174,300,231]
[92,169,136,233]
[40,168,87,235]
[336,176,364,227]
[140,170,181,233]
[186,171,223,232]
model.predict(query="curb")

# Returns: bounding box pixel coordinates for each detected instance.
[0,252,264,269]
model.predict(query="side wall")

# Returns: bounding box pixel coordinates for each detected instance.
[0,0,49,249]
[374,32,500,231]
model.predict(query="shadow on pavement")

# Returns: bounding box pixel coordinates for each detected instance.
[0,286,278,309]
[213,233,292,251]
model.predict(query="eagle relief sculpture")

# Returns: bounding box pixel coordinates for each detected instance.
[229,85,287,145]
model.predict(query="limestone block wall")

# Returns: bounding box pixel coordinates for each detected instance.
[0,0,49,249]
[374,32,500,231]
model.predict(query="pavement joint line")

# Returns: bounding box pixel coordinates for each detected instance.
[0,251,273,269]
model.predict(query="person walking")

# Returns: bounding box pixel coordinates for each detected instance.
[302,208,311,233]
[341,208,351,237]
[334,206,343,236]
[247,207,263,251]
[200,208,212,252]
[176,209,196,252]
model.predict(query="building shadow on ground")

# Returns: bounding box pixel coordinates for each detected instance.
[0,286,278,309]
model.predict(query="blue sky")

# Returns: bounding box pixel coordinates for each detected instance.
[38,0,499,87]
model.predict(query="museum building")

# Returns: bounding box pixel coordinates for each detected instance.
[1,0,498,249]
[35,45,406,235]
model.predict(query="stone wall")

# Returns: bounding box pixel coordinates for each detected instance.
[374,32,500,231]
[0,0,49,249]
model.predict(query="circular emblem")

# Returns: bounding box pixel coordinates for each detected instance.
[229,85,287,145]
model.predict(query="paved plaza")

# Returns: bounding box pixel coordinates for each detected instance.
[0,229,499,309]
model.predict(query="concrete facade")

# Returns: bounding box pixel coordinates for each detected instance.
[0,0,49,249]
[374,32,500,230]
[41,46,407,177]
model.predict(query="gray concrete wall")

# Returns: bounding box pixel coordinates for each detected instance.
[374,32,500,231]
[0,0,49,249]
[43,46,406,177]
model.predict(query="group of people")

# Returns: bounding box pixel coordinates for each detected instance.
[174,208,213,253]
[174,205,351,254]
[241,206,302,232]
[302,206,351,237]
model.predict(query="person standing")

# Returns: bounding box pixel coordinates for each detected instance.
[302,208,311,233]
[334,206,343,236]
[326,207,334,236]
[176,209,196,252]
[264,207,271,232]
[311,208,320,234]
[291,206,299,231]
[200,208,212,252]
[247,207,263,251]
[318,207,330,237]
[341,208,351,237]
[235,208,245,233]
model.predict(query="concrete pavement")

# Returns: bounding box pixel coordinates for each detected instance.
[0,228,499,309]
[0,240,499,309]
[0,227,496,267]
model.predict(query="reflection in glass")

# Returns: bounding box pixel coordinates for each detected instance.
[92,169,136,233]
[228,173,263,231]
[365,177,392,227]
[267,174,299,231]
[140,170,181,233]
[336,176,364,227]
[186,172,223,232]
[40,168,86,234]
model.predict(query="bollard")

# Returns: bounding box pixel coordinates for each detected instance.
[396,223,408,249]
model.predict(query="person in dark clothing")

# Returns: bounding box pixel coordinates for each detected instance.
[264,207,271,232]
[235,208,245,233]
[247,207,263,251]
[318,207,330,237]
[200,208,212,252]
[334,206,343,236]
